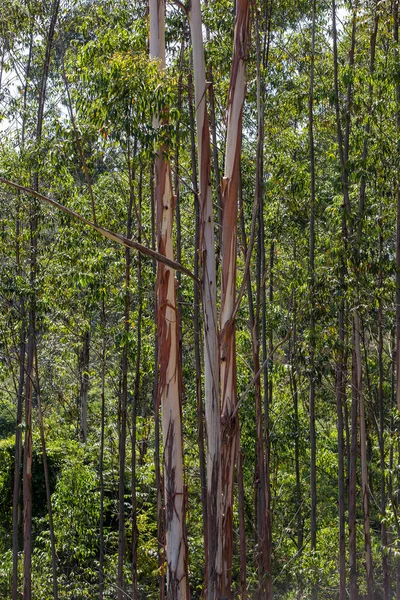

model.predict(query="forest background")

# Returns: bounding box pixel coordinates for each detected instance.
[0,0,400,599]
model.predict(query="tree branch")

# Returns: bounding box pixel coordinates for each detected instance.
[0,177,198,283]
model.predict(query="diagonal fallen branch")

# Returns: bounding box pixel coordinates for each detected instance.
[0,177,198,283]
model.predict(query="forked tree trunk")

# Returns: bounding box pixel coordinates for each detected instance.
[219,0,250,595]
[187,4,221,597]
[149,1,189,597]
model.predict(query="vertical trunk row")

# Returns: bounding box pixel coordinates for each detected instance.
[149,1,189,597]
[219,1,250,595]
[187,5,221,596]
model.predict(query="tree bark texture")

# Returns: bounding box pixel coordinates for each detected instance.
[219,0,250,595]
[188,4,221,597]
[150,1,189,597]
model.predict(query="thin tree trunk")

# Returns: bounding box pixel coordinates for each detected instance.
[355,12,379,599]
[34,347,58,600]
[237,446,247,600]
[349,333,358,600]
[336,246,346,600]
[187,61,208,590]
[394,1,400,596]
[23,313,34,600]
[254,11,271,598]
[378,213,389,600]
[99,294,106,599]
[150,2,189,597]
[203,0,222,254]
[117,138,136,600]
[151,161,164,597]
[308,8,317,599]
[332,3,357,596]
[12,32,32,595]
[131,162,143,600]
[23,4,60,597]
[79,329,90,443]
[291,325,303,555]
[219,1,250,595]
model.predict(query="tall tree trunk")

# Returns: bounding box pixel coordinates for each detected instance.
[79,329,90,443]
[151,161,164,597]
[34,348,58,600]
[253,11,271,598]
[187,6,220,596]
[131,161,143,600]
[332,2,357,596]
[355,12,379,599]
[394,0,400,596]
[117,138,136,599]
[150,2,189,597]
[12,31,32,597]
[23,4,60,597]
[349,335,358,600]
[378,213,389,600]
[99,294,106,599]
[308,8,317,599]
[336,239,347,600]
[290,323,303,556]
[187,61,208,591]
[219,1,250,595]
[237,447,247,600]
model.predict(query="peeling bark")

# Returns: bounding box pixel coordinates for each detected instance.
[150,1,189,597]
[188,4,220,597]
[220,1,250,595]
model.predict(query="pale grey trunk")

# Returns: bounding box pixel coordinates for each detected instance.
[220,0,250,595]
[188,4,221,597]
